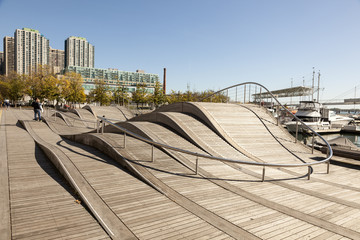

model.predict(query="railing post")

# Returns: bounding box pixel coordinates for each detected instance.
[262,166,265,182]
[326,161,330,174]
[235,87,238,103]
[195,156,199,175]
[308,166,311,180]
[226,89,229,103]
[244,84,246,103]
[327,147,330,157]
[151,145,154,162]
[54,112,56,122]
[123,132,126,148]
[311,133,315,153]
[326,147,331,174]
[248,84,251,103]
[295,120,299,143]
[255,85,257,104]
[259,88,262,106]
[96,119,100,133]
[101,115,105,134]
[276,105,279,126]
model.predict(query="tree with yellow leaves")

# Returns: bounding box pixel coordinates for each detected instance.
[60,71,86,107]
[89,79,111,106]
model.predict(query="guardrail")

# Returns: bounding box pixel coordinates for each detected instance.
[96,111,332,182]
[46,108,99,128]
[43,92,333,182]
[200,82,333,167]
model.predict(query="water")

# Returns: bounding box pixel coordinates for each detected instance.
[293,132,360,148]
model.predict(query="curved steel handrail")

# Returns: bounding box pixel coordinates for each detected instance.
[47,108,97,124]
[97,115,331,168]
[199,81,333,160]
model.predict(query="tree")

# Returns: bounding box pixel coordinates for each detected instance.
[149,81,165,108]
[166,90,183,104]
[89,79,111,106]
[0,71,27,105]
[113,83,130,106]
[132,83,147,108]
[0,75,10,103]
[61,72,86,106]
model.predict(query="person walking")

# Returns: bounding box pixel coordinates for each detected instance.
[4,99,10,110]
[32,98,42,121]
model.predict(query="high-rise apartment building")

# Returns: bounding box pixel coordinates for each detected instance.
[0,52,3,75]
[49,47,65,74]
[3,36,15,75]
[15,28,49,74]
[65,36,94,68]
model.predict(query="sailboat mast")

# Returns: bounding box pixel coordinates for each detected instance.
[312,67,315,101]
[317,71,321,102]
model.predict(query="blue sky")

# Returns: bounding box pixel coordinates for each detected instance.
[1,0,359,100]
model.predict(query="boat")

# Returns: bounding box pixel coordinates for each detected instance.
[341,121,360,133]
[286,101,331,133]
[328,111,354,128]
[285,101,353,133]
[316,136,360,160]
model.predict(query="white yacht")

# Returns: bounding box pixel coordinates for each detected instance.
[328,111,353,128]
[286,101,354,133]
[286,101,331,133]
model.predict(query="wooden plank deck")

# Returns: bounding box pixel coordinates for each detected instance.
[91,130,359,239]
[4,105,360,239]
[112,106,360,239]
[3,110,109,240]
[16,110,232,240]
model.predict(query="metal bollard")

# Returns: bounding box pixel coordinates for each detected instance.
[262,167,265,182]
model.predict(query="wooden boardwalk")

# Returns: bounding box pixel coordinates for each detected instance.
[10,110,232,239]
[2,104,360,239]
[0,110,109,240]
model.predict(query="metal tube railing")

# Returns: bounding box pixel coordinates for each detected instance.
[97,115,332,183]
[48,109,99,127]
[199,82,333,158]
